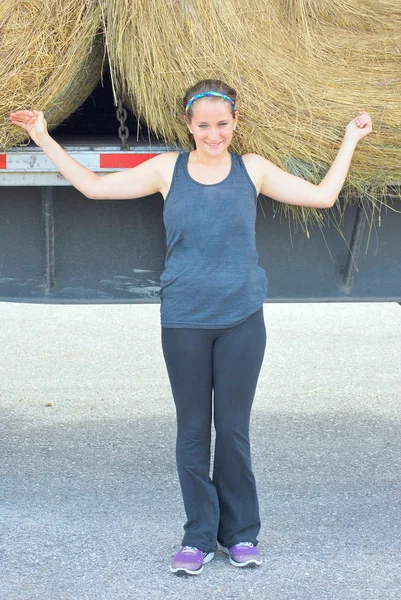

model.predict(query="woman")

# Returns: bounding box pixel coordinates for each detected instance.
[10,80,372,576]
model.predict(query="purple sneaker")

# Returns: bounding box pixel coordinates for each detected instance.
[220,542,262,567]
[170,546,215,575]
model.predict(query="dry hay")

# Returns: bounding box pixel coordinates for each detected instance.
[101,0,401,230]
[0,0,105,151]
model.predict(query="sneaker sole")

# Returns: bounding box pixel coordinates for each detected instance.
[220,544,262,568]
[229,556,262,568]
[170,565,203,575]
[170,551,215,576]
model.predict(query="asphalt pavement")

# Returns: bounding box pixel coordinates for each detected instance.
[0,302,400,600]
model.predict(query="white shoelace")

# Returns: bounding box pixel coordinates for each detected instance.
[182,546,200,553]
[236,542,254,547]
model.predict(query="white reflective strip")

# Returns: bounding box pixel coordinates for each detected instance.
[3,152,100,172]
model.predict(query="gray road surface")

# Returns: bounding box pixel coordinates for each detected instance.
[0,302,400,600]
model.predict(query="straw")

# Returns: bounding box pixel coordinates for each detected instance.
[0,0,105,150]
[100,0,401,227]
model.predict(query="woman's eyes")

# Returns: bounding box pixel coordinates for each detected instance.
[198,123,228,128]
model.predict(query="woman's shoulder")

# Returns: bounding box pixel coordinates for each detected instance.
[240,152,264,165]
[239,152,268,182]
[158,150,182,161]
[153,150,181,173]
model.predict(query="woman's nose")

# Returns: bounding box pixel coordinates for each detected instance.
[208,128,220,140]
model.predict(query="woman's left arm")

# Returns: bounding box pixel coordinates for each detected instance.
[253,111,373,209]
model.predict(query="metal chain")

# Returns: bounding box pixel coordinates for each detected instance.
[115,85,129,150]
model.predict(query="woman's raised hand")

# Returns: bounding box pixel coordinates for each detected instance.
[345,111,373,143]
[9,110,49,146]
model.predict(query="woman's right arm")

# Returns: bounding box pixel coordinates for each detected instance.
[9,110,164,199]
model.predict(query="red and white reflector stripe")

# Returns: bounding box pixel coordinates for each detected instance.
[99,153,158,169]
[0,152,160,170]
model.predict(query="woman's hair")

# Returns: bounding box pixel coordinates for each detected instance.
[183,79,237,148]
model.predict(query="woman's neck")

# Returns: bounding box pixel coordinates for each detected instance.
[190,148,231,167]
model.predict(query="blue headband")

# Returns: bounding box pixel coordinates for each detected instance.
[185,91,236,113]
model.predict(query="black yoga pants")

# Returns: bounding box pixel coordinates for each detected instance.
[161,306,266,553]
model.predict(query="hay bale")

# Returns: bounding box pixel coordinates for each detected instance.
[100,0,401,227]
[280,0,397,32]
[0,0,104,150]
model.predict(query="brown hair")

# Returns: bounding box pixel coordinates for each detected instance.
[183,79,238,148]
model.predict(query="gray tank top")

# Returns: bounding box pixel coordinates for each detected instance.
[159,151,268,328]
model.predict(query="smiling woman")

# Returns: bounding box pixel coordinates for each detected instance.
[183,80,238,151]
[9,75,372,577]
[181,86,238,183]
[157,78,372,576]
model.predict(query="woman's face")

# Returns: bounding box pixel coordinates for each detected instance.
[185,98,238,155]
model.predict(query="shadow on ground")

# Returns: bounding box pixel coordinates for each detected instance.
[1,410,400,600]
